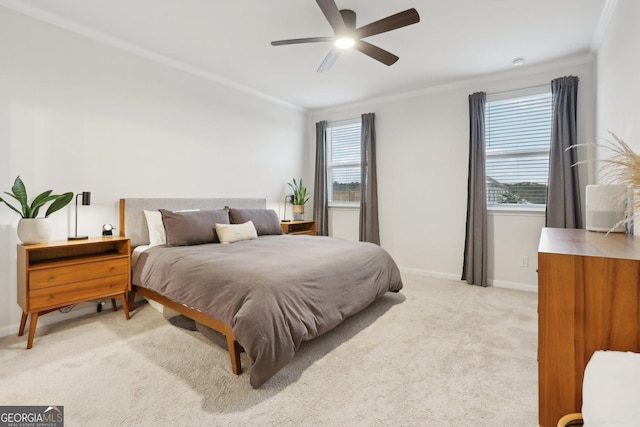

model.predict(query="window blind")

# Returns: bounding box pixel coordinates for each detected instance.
[485,91,552,205]
[328,121,361,204]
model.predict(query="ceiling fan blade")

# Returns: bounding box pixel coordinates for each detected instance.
[271,37,334,46]
[316,0,346,34]
[317,47,341,73]
[356,8,420,39]
[354,40,399,66]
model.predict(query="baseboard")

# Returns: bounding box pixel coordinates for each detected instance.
[490,279,538,293]
[399,267,538,293]
[400,267,461,282]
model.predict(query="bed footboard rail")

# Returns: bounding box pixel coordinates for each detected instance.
[128,286,242,375]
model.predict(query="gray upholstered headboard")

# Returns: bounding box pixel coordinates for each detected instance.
[119,198,266,248]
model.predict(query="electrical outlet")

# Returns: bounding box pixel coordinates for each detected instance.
[519,255,528,267]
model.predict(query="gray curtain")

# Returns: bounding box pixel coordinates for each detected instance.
[546,76,582,228]
[313,121,329,236]
[462,92,488,287]
[359,113,380,244]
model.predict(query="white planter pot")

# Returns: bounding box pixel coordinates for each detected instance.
[292,204,305,220]
[17,218,52,244]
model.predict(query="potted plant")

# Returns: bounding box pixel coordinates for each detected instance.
[288,178,310,220]
[0,176,73,244]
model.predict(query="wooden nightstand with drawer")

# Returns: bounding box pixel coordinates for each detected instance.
[281,220,317,236]
[17,236,131,349]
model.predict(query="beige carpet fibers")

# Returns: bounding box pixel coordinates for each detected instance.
[0,274,538,426]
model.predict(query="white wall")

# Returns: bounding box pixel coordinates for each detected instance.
[311,57,596,291]
[0,7,308,336]
[596,1,640,159]
[328,208,359,241]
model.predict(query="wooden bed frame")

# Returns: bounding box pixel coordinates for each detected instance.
[128,285,242,374]
[119,197,267,376]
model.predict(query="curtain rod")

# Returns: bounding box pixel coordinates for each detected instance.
[487,83,549,97]
[328,117,360,126]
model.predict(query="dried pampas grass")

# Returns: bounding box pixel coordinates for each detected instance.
[596,132,640,187]
[572,131,639,231]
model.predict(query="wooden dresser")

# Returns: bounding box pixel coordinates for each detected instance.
[538,227,640,426]
[17,237,131,348]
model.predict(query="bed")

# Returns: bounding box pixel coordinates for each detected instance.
[120,197,403,388]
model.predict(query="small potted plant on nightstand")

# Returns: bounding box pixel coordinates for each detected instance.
[0,176,73,244]
[288,178,310,221]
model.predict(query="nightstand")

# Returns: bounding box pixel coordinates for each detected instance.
[281,220,317,236]
[17,237,131,349]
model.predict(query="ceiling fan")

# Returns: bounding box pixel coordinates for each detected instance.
[271,0,420,72]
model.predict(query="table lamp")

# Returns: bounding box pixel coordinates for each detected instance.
[283,185,293,222]
[68,191,91,240]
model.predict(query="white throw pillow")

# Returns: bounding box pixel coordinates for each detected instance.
[216,221,258,244]
[582,350,640,427]
[144,210,165,246]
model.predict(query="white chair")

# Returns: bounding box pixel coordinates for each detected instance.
[557,350,640,427]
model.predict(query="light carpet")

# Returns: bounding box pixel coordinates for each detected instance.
[0,273,538,426]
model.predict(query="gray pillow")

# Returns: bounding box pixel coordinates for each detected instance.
[228,208,283,235]
[160,209,230,246]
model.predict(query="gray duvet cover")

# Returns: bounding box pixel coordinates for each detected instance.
[132,235,403,387]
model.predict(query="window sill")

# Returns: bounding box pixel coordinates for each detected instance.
[329,204,360,210]
[488,205,545,215]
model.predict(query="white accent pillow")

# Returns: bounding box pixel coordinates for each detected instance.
[144,210,165,246]
[216,221,258,244]
[582,350,640,427]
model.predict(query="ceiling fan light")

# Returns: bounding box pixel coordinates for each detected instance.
[335,37,355,49]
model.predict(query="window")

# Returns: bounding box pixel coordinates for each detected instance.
[485,88,552,206]
[327,119,361,206]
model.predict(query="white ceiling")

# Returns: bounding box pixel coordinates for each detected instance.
[2,0,609,110]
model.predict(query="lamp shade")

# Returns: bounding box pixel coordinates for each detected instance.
[81,191,91,206]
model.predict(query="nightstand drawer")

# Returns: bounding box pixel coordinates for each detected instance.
[29,274,129,311]
[29,258,129,290]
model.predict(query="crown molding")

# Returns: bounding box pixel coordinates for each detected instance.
[311,52,596,115]
[0,0,305,112]
[590,0,618,52]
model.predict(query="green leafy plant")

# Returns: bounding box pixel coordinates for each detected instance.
[288,178,310,206]
[500,190,524,204]
[0,176,73,218]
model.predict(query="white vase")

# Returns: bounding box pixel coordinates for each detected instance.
[17,218,52,244]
